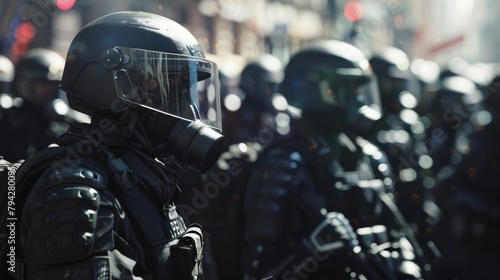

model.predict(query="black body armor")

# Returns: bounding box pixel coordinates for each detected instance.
[243,134,427,280]
[8,124,204,279]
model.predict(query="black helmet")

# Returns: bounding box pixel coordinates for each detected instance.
[61,11,223,173]
[436,75,484,113]
[0,55,14,94]
[281,40,381,134]
[432,75,486,131]
[61,11,222,131]
[369,46,421,113]
[12,48,65,106]
[239,54,283,109]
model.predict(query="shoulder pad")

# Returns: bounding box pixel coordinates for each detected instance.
[24,162,114,264]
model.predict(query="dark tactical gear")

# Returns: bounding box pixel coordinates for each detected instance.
[368,47,435,256]
[181,141,263,280]
[430,65,500,280]
[1,11,223,280]
[242,40,429,280]
[8,124,203,279]
[243,134,426,280]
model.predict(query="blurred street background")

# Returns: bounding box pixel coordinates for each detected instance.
[1,0,498,72]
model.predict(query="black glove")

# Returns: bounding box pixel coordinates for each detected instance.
[308,211,359,253]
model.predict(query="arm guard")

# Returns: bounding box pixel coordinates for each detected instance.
[22,161,116,277]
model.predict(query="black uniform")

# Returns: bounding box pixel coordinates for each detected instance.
[17,124,197,279]
[179,141,263,280]
[430,66,500,280]
[243,40,428,280]
[1,11,224,279]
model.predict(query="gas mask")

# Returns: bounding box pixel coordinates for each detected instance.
[111,46,224,173]
[148,113,224,173]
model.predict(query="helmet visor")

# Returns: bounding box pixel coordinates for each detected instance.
[319,67,382,121]
[113,47,222,131]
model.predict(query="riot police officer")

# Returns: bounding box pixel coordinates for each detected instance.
[0,55,14,96]
[368,47,435,254]
[221,53,284,146]
[0,48,82,162]
[424,73,485,174]
[242,40,428,280]
[430,65,500,280]
[7,11,224,279]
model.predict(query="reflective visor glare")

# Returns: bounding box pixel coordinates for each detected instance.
[113,47,222,131]
[322,73,382,118]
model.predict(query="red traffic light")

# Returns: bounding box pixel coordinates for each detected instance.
[344,0,364,22]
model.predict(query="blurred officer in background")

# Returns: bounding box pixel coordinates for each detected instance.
[217,65,242,146]
[221,53,285,146]
[430,64,500,280]
[176,53,289,280]
[424,73,485,175]
[368,47,436,257]
[0,55,14,96]
[0,48,86,162]
[2,11,224,279]
[242,40,428,280]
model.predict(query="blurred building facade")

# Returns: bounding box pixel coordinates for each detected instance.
[1,0,499,75]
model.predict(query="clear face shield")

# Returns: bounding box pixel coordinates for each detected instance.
[318,66,383,122]
[112,46,222,132]
[111,47,224,173]
[381,73,422,109]
[18,79,61,106]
